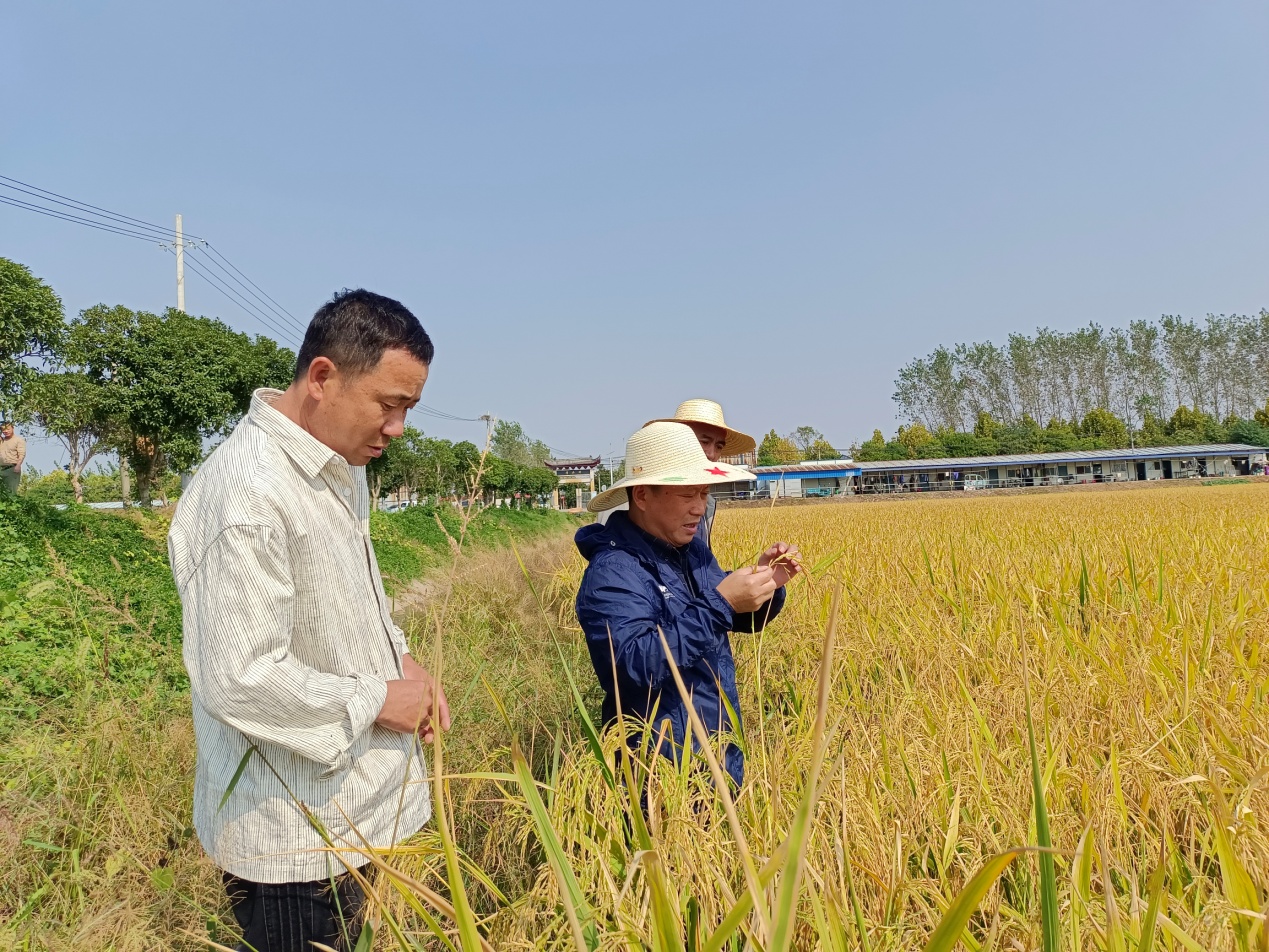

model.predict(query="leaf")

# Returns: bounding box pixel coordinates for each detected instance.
[1137,842,1167,952]
[922,850,1025,952]
[352,921,375,952]
[1209,786,1262,949]
[1100,840,1127,952]
[510,542,614,790]
[217,745,255,813]
[1157,913,1205,952]
[1023,650,1060,952]
[1069,825,1094,952]
[511,741,598,951]
[149,866,175,892]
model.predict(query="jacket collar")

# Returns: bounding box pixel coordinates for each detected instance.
[247,388,342,481]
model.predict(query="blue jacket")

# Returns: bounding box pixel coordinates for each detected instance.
[574,510,786,786]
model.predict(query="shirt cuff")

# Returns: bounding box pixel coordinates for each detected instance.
[347,672,388,739]
[321,674,388,779]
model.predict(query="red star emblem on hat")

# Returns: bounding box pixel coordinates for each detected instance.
[705,466,729,476]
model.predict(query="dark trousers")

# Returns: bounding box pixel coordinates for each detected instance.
[223,870,367,952]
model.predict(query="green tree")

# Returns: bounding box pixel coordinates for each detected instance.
[1253,401,1269,429]
[1227,418,1269,447]
[1164,405,1224,444]
[415,436,457,502]
[480,456,518,503]
[757,429,800,466]
[1078,408,1129,448]
[803,437,840,461]
[492,419,550,467]
[897,423,938,457]
[596,460,625,491]
[973,411,1001,440]
[450,441,482,499]
[788,426,824,457]
[0,258,65,414]
[19,371,117,503]
[855,429,889,462]
[517,466,559,507]
[68,305,294,507]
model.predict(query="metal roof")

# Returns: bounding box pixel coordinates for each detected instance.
[855,444,1264,473]
[751,458,859,475]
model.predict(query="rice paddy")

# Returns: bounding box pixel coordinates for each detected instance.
[4,481,1268,950]
[404,481,1269,950]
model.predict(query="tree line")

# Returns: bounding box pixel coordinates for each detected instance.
[367,421,559,509]
[893,314,1269,434]
[1,258,559,507]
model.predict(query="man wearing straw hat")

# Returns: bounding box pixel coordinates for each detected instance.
[575,421,799,788]
[597,398,756,549]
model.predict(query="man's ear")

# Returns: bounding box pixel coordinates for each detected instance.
[629,485,649,512]
[304,356,337,401]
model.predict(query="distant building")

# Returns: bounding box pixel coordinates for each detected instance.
[855,443,1266,493]
[545,457,601,510]
[750,459,861,498]
[717,444,1267,498]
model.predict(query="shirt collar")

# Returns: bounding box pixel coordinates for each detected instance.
[247,389,342,480]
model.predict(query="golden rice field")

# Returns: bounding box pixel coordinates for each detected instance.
[4,482,1268,950]
[393,482,1269,951]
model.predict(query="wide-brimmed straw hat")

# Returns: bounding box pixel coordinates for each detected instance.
[588,421,755,512]
[645,398,756,457]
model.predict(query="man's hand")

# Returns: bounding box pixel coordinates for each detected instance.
[377,655,451,741]
[717,565,779,613]
[757,542,802,588]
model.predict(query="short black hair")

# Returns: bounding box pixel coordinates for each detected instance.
[295,288,434,380]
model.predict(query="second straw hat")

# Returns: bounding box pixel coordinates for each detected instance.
[645,398,756,458]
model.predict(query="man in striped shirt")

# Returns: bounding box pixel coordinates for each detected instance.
[169,289,449,952]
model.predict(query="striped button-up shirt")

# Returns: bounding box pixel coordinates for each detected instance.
[168,389,431,883]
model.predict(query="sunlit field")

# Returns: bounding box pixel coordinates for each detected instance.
[4,483,1267,950]
[439,482,1269,950]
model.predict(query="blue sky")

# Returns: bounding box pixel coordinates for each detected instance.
[5,2,1269,471]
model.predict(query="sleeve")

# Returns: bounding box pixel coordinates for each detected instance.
[576,554,733,689]
[390,624,411,659]
[180,524,388,774]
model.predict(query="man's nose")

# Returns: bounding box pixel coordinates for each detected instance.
[383,413,407,439]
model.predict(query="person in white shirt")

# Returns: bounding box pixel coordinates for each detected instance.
[598,398,756,548]
[168,289,449,952]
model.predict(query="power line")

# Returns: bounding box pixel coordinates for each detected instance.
[3,172,595,455]
[202,243,304,327]
[0,173,202,239]
[410,404,483,423]
[2,171,302,343]
[0,194,164,243]
[185,244,309,338]
[165,246,301,348]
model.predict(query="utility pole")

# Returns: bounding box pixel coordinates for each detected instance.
[175,213,185,311]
